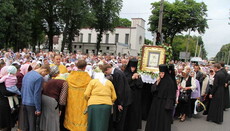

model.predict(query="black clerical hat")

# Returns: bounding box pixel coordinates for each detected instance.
[159,64,169,73]
[128,58,138,67]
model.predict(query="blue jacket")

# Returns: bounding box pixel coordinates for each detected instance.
[21,71,43,112]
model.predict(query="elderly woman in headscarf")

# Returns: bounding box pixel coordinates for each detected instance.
[40,66,69,131]
[16,64,32,90]
[84,70,117,131]
[176,66,196,122]
[145,64,176,131]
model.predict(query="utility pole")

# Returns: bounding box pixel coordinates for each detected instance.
[198,44,201,58]
[185,29,191,62]
[195,37,199,57]
[158,0,164,45]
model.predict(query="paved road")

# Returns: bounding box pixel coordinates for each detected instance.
[7,109,230,131]
[140,110,230,131]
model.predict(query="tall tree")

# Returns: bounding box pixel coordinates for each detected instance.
[0,0,16,49]
[0,0,34,51]
[172,35,207,60]
[89,0,122,55]
[215,43,230,64]
[31,1,46,52]
[36,0,62,51]
[145,38,153,45]
[60,0,91,53]
[117,18,131,27]
[149,0,208,45]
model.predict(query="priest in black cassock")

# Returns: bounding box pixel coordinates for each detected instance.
[124,58,143,131]
[102,64,132,131]
[145,64,175,131]
[207,63,225,124]
[220,62,230,110]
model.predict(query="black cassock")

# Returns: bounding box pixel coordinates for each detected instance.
[109,68,133,131]
[145,74,175,131]
[124,71,143,130]
[225,74,230,109]
[221,68,230,109]
[207,70,225,123]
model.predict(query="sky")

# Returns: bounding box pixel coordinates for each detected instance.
[120,0,230,59]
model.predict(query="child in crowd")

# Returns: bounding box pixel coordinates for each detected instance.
[0,65,20,112]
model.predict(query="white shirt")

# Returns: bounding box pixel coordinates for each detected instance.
[181,76,197,92]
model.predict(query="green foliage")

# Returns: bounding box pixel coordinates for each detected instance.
[60,0,91,52]
[149,0,208,45]
[89,0,123,55]
[116,18,131,27]
[161,44,173,63]
[172,35,207,60]
[214,43,230,64]
[36,0,62,51]
[0,0,34,51]
[144,38,153,45]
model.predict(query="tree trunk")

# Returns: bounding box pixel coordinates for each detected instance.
[48,33,53,51]
[68,32,73,53]
[61,27,68,52]
[38,41,41,51]
[61,19,69,52]
[96,29,103,55]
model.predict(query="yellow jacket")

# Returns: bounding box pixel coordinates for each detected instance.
[64,71,91,131]
[50,64,68,74]
[84,79,117,106]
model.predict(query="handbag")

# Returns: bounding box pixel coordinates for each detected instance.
[178,90,189,103]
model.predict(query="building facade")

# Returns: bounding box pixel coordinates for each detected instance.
[73,18,145,56]
[52,18,145,56]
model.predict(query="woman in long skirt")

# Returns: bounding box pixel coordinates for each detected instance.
[84,76,117,131]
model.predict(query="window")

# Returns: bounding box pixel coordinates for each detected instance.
[88,33,91,43]
[139,36,142,45]
[86,49,88,54]
[125,34,129,44]
[92,50,95,53]
[74,45,77,48]
[80,33,83,42]
[79,45,82,49]
[106,47,110,50]
[105,34,109,43]
[115,34,119,43]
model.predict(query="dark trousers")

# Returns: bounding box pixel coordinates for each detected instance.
[19,105,37,131]
[108,106,128,131]
[115,106,128,131]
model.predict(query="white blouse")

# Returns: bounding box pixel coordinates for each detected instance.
[181,76,197,92]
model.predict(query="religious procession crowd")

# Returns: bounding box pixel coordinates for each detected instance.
[0,48,229,131]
